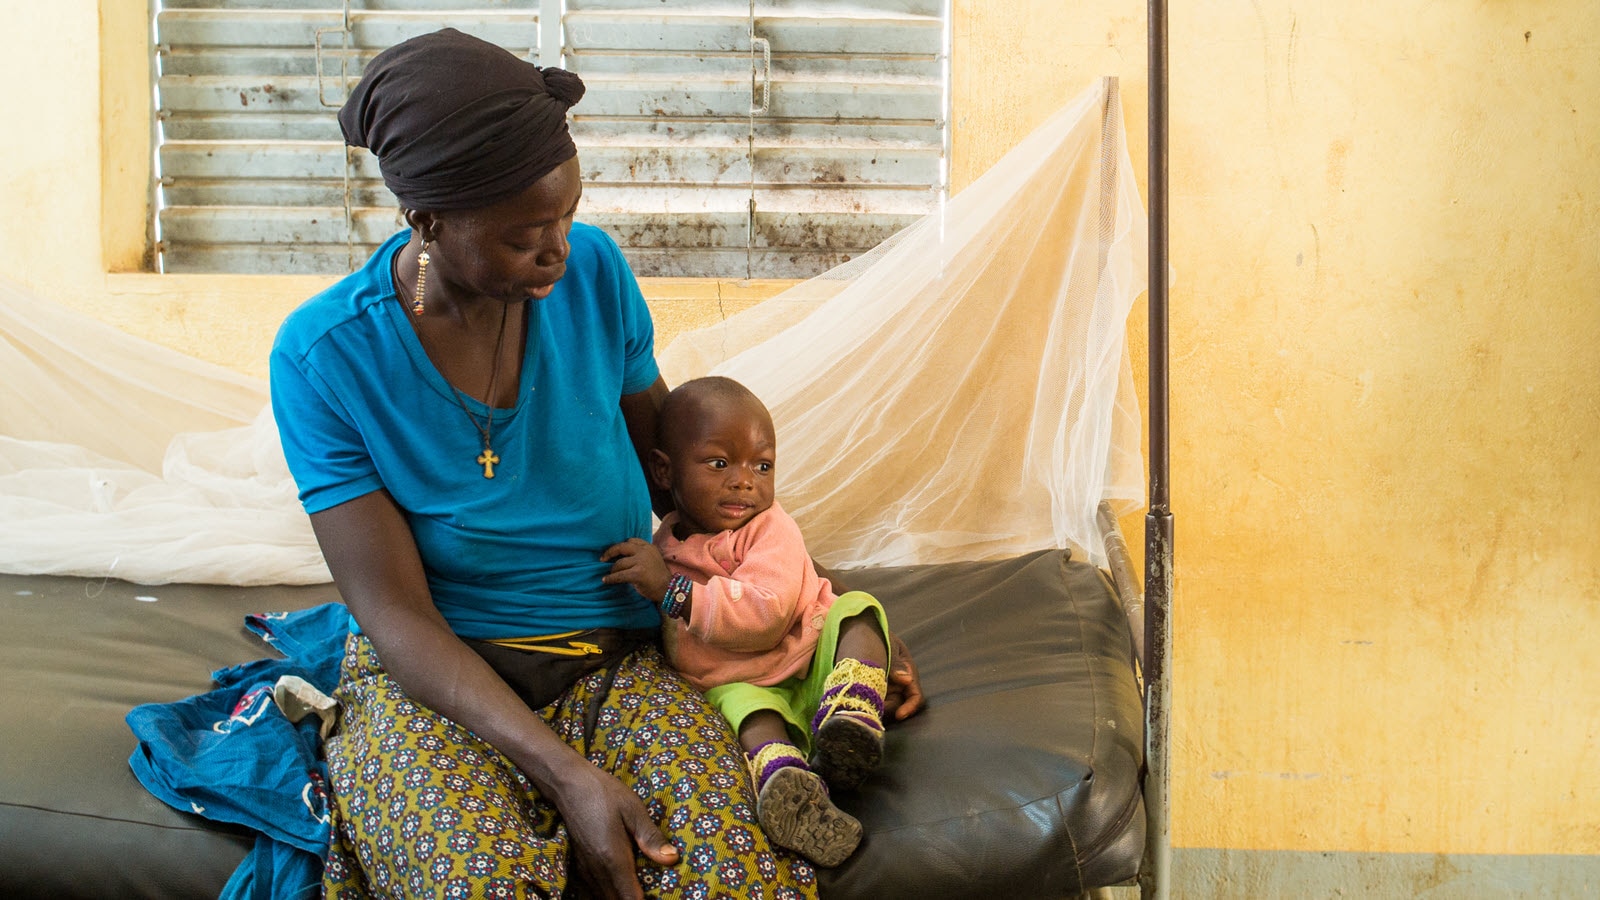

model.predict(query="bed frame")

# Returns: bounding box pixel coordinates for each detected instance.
[1143,2,1176,894]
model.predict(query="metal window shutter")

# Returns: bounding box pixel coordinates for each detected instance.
[567,0,946,278]
[155,1,945,278]
[154,1,542,274]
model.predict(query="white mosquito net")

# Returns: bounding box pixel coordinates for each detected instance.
[0,77,1145,586]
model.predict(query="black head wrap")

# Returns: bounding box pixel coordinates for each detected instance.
[338,28,586,211]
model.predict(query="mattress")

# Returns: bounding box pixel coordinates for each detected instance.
[0,549,1142,898]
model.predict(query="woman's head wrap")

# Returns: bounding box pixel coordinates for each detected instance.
[338,28,586,211]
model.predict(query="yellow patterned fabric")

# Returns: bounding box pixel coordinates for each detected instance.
[322,634,817,899]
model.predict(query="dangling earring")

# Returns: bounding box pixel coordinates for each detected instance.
[412,247,430,317]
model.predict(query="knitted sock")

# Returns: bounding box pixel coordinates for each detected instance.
[808,657,888,791]
[751,740,863,867]
[809,657,887,736]
[747,739,810,794]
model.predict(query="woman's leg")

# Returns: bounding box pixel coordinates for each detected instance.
[566,646,820,898]
[323,634,569,900]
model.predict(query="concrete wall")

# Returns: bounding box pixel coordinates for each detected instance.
[2,0,1596,887]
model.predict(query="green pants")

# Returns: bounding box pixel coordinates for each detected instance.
[702,591,889,756]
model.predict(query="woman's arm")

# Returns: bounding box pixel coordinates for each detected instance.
[620,376,672,518]
[310,490,677,899]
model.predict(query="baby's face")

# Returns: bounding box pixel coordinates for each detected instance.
[664,395,776,537]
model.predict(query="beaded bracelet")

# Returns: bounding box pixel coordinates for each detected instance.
[661,573,693,620]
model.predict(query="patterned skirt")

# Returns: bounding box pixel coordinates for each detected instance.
[323,634,818,899]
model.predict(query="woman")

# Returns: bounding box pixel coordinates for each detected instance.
[270,28,921,900]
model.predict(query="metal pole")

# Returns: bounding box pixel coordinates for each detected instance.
[1141,0,1174,898]
[149,0,166,273]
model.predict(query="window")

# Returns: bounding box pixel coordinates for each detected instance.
[152,1,948,279]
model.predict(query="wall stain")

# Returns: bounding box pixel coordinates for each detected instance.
[1287,15,1299,103]
[1468,338,1498,383]
[1210,770,1352,782]
[1326,139,1350,192]
[1463,511,1505,610]
[1308,223,1322,281]
[1413,852,1464,893]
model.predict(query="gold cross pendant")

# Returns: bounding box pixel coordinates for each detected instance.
[477,448,500,478]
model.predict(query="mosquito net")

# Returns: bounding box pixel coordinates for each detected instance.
[0,78,1145,586]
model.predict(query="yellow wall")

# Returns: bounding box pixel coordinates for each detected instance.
[955,0,1600,856]
[4,0,1596,861]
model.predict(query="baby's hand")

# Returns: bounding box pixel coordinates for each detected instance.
[600,538,672,603]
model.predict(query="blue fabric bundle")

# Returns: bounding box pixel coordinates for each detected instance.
[125,602,349,899]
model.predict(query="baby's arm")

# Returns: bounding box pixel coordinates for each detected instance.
[688,521,810,653]
[603,517,811,653]
[600,538,674,610]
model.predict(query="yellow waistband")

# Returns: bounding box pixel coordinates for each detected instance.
[481,630,604,657]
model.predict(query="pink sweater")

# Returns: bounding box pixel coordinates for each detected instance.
[654,500,836,692]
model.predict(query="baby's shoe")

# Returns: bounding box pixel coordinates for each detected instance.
[749,740,862,867]
[808,657,888,791]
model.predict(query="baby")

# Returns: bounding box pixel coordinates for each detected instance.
[602,376,892,867]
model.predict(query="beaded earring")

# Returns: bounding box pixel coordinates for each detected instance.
[412,247,430,316]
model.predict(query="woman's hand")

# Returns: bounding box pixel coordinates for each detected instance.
[601,538,672,603]
[884,631,925,721]
[550,756,679,900]
[314,495,674,897]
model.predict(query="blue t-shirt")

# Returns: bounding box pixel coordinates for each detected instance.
[270,225,662,638]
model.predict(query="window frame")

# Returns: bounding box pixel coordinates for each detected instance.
[148,0,950,280]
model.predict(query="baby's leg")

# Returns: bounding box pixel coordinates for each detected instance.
[834,611,889,667]
[810,598,892,791]
[737,708,793,754]
[737,707,863,867]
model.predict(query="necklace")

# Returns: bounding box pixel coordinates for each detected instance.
[446,302,511,478]
[395,245,515,478]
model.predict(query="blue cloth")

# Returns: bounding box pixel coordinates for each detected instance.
[220,834,323,900]
[270,225,663,638]
[230,604,350,691]
[126,603,350,900]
